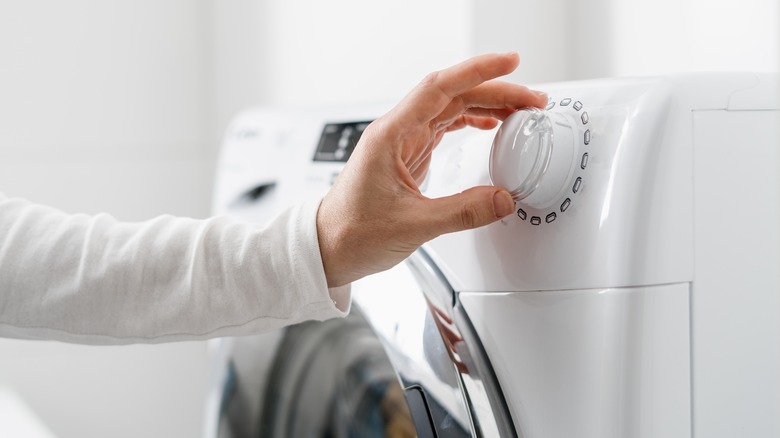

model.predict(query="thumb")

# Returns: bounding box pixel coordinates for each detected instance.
[422,186,515,238]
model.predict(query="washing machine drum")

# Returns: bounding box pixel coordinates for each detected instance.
[217,311,416,438]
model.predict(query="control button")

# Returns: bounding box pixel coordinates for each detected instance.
[573,177,582,193]
[546,101,555,110]
[573,101,583,111]
[560,98,572,106]
[334,149,346,160]
[561,198,571,212]
[581,153,589,169]
[546,212,557,223]
[581,112,589,124]
[530,216,541,225]
[584,129,591,145]
[517,208,527,220]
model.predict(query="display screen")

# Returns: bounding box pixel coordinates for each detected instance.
[313,121,373,162]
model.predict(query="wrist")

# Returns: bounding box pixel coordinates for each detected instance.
[316,197,350,288]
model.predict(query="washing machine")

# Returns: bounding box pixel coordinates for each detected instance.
[204,73,780,438]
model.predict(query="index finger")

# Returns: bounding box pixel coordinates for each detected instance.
[393,52,521,126]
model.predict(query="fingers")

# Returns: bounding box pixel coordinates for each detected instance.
[460,81,547,109]
[393,52,521,126]
[445,115,499,132]
[438,107,516,129]
[432,81,546,128]
[409,114,501,180]
[408,114,497,174]
[417,186,515,238]
[429,52,521,100]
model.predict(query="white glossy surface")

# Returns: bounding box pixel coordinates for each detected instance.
[423,74,778,293]
[691,109,780,437]
[212,73,780,438]
[352,265,474,432]
[0,386,57,438]
[460,284,691,438]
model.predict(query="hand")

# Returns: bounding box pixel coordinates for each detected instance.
[317,53,547,287]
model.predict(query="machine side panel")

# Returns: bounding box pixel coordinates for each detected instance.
[691,110,780,437]
[460,284,691,438]
[424,78,696,292]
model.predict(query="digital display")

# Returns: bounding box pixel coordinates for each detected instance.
[313,121,373,162]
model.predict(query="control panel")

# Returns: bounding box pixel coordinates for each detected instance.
[313,121,372,163]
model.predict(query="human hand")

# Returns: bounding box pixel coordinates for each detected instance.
[317,53,547,287]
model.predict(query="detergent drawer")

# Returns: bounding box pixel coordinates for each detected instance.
[459,284,690,438]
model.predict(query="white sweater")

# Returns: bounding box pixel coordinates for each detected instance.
[0,193,350,344]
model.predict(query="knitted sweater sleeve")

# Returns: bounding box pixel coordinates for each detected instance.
[0,193,350,344]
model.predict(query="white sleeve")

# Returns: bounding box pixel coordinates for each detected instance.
[0,193,351,344]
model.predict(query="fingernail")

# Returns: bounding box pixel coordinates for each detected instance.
[532,89,548,100]
[493,191,514,218]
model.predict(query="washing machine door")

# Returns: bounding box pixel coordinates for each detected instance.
[353,250,519,438]
[205,251,516,438]
[207,310,416,438]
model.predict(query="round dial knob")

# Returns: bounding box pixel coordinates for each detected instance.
[489,107,577,210]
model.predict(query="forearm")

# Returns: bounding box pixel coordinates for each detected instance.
[0,194,349,344]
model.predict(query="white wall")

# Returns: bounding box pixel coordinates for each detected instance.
[259,0,474,106]
[471,0,605,84]
[473,0,779,84]
[0,2,215,437]
[0,1,217,218]
[0,1,777,437]
[209,0,475,124]
[609,0,779,76]
[0,1,478,437]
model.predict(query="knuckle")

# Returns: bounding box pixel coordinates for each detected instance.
[473,67,486,84]
[361,120,379,138]
[360,118,391,144]
[420,71,440,88]
[458,203,482,230]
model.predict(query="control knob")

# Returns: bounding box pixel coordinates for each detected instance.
[489,108,578,210]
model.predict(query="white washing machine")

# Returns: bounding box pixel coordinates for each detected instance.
[204,73,780,438]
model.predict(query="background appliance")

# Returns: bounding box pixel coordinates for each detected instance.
[206,73,779,437]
